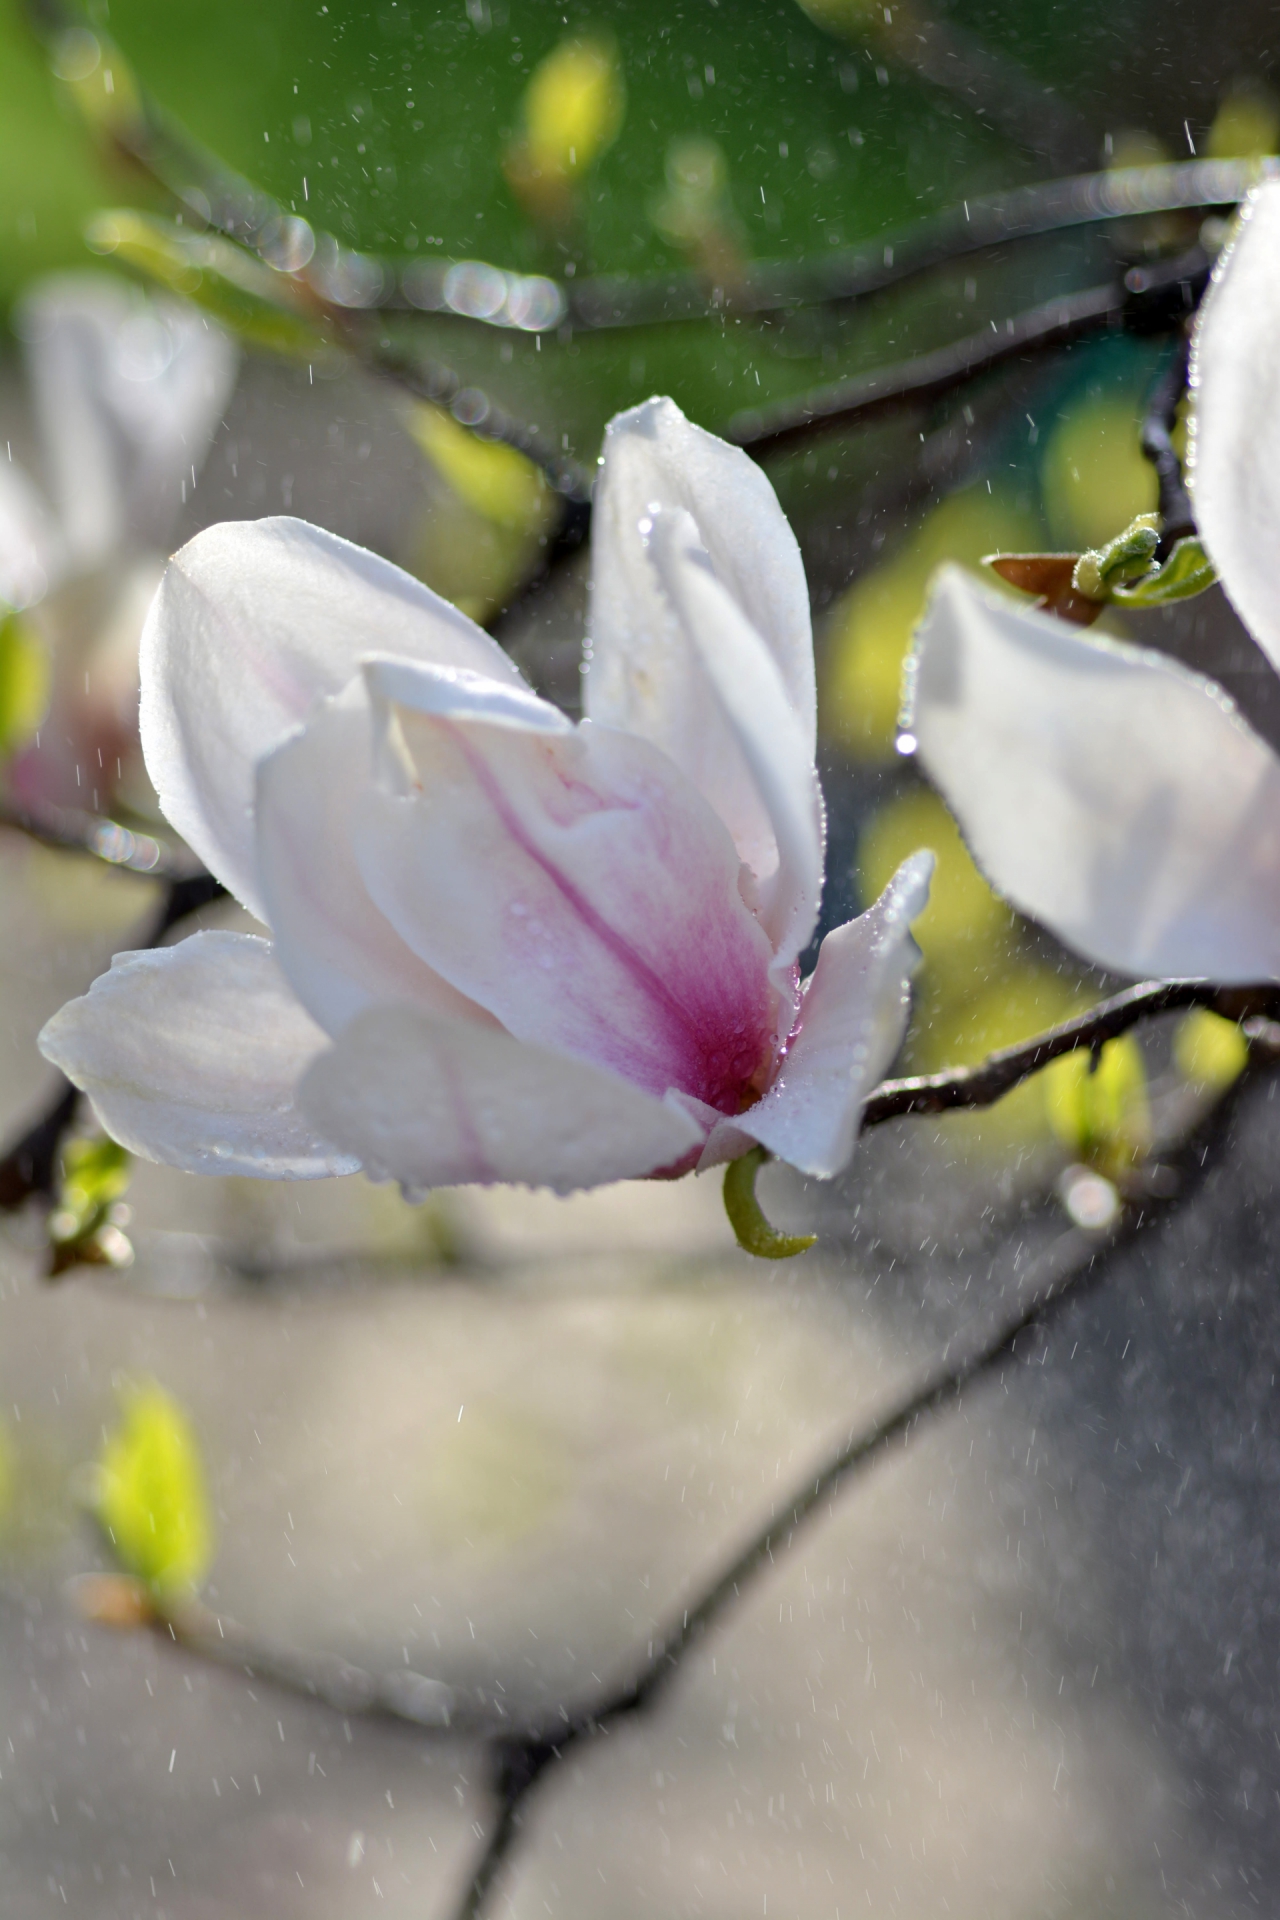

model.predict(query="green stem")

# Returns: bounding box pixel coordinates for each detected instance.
[722,1147,816,1260]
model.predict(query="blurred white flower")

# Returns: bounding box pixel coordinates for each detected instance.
[41,398,931,1195]
[1,274,237,810]
[905,180,1280,987]
[11,274,238,584]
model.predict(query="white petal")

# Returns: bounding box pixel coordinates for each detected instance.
[1189,181,1280,673]
[299,1004,706,1194]
[0,460,60,611]
[140,517,526,917]
[587,397,816,881]
[353,657,781,1114]
[645,508,825,969]
[38,931,357,1177]
[19,275,238,568]
[908,567,1280,982]
[255,678,498,1037]
[701,853,932,1177]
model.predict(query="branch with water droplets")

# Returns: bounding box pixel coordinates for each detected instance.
[861,976,1280,1126]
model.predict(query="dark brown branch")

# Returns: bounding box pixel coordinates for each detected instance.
[69,979,1256,1915]
[568,160,1259,332]
[0,868,226,1214]
[353,338,592,504]
[1141,333,1195,557]
[861,977,1278,1125]
[859,0,1095,178]
[26,0,1269,341]
[0,1080,80,1209]
[731,245,1210,458]
[445,1059,1250,1917]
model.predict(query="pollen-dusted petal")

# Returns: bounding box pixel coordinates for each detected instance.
[909,566,1280,981]
[726,852,932,1178]
[587,397,816,892]
[353,657,779,1113]
[299,1004,706,1195]
[38,931,357,1178]
[1189,179,1280,674]
[256,677,496,1038]
[140,517,527,919]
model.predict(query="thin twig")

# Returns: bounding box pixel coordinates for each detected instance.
[861,977,1279,1126]
[24,0,1271,358]
[854,0,1097,177]
[157,1596,461,1731]
[1140,333,1195,557]
[0,869,226,1213]
[445,1061,1248,1916]
[567,161,1263,333]
[0,1080,80,1209]
[731,245,1209,457]
[66,1010,1255,1913]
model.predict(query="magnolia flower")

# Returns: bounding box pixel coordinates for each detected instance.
[2,274,237,809]
[905,180,1280,987]
[41,399,932,1199]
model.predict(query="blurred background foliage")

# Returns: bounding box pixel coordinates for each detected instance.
[1,0,1277,1221]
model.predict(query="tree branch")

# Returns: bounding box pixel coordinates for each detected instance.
[568,160,1262,332]
[1141,333,1195,557]
[731,245,1209,458]
[861,977,1279,1126]
[60,958,1260,1912]
[0,868,226,1213]
[444,1056,1250,1916]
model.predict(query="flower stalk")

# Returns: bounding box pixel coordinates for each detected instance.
[722,1147,817,1260]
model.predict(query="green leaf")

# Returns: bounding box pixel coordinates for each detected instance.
[1071,513,1159,599]
[0,0,152,303]
[1111,535,1218,607]
[0,611,50,760]
[49,1135,133,1275]
[1173,1008,1249,1093]
[504,34,626,225]
[91,1381,214,1599]
[723,1147,816,1260]
[1042,1035,1151,1179]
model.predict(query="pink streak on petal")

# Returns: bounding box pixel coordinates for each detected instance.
[452,728,771,1112]
[354,698,780,1116]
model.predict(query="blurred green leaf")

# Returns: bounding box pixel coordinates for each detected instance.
[91,1380,213,1598]
[49,1134,133,1275]
[822,485,1041,759]
[101,0,1024,277]
[1041,394,1159,550]
[858,786,1014,990]
[504,33,625,227]
[1174,1008,1249,1093]
[402,400,558,620]
[1043,1035,1152,1179]
[0,0,146,301]
[1207,81,1280,160]
[0,610,51,759]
